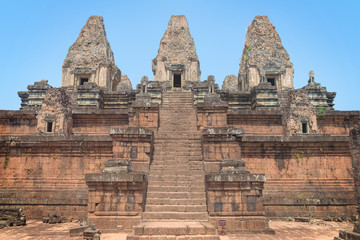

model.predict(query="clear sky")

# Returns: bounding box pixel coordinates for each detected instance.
[0,0,359,110]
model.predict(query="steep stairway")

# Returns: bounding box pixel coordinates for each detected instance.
[127,91,219,240]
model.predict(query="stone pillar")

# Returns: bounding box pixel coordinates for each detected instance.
[85,159,147,231]
[36,88,72,135]
[110,128,154,172]
[201,128,244,172]
[196,94,228,130]
[206,159,274,234]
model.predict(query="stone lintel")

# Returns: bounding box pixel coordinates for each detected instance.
[227,109,282,116]
[103,159,131,173]
[197,102,228,111]
[110,127,153,136]
[85,172,146,183]
[74,67,93,74]
[110,128,153,142]
[220,159,249,173]
[202,128,244,142]
[206,173,266,183]
[169,64,185,71]
[131,101,159,109]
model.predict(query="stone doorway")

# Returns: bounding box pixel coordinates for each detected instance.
[173,74,181,88]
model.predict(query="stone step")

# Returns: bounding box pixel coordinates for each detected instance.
[152,158,202,161]
[149,169,203,174]
[154,145,201,149]
[154,144,201,148]
[142,212,209,221]
[147,185,204,192]
[150,163,203,167]
[146,204,207,212]
[131,221,217,236]
[154,136,200,139]
[162,101,194,103]
[162,99,194,102]
[159,118,196,121]
[148,176,204,181]
[155,136,199,140]
[148,181,205,187]
[128,235,219,240]
[151,161,202,166]
[153,144,202,148]
[148,173,204,179]
[153,154,199,157]
[154,136,200,140]
[153,154,201,158]
[150,165,203,170]
[147,192,205,199]
[145,198,205,205]
[160,108,195,111]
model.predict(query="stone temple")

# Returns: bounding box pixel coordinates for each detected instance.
[1,15,360,239]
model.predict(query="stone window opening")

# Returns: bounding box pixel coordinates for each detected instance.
[264,71,280,88]
[301,122,309,134]
[267,78,275,86]
[80,77,89,85]
[45,121,54,133]
[76,74,91,86]
[173,73,181,88]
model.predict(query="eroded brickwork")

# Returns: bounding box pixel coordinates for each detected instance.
[238,16,293,92]
[282,89,318,136]
[152,15,201,82]
[62,16,121,90]
[36,88,72,134]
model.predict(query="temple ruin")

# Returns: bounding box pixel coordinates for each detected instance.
[1,15,359,239]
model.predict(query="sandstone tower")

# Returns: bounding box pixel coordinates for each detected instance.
[238,16,294,91]
[61,16,121,91]
[152,15,201,86]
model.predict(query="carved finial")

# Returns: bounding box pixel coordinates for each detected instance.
[308,70,315,83]
[141,76,148,85]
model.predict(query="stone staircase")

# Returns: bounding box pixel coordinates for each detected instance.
[127,91,219,240]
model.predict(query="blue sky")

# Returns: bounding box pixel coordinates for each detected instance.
[0,0,359,110]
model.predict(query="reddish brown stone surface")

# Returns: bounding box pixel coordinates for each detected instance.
[0,220,353,240]
[0,111,37,135]
[0,136,113,218]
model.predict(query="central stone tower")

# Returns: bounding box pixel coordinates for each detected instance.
[238,16,294,92]
[152,15,201,87]
[61,16,121,91]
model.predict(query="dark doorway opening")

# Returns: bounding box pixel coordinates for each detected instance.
[302,122,308,134]
[174,74,181,88]
[267,78,275,86]
[46,121,53,133]
[80,78,89,85]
